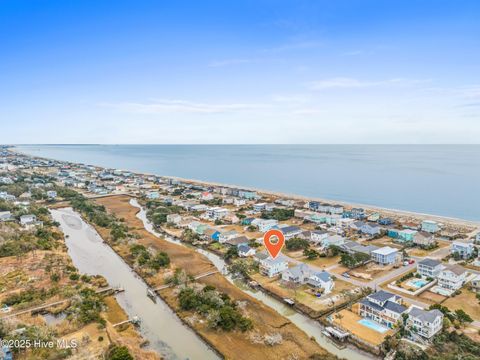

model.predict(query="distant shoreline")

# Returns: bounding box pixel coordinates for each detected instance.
[10,146,480,228]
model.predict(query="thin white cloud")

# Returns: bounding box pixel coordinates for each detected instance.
[308,77,430,90]
[100,99,268,114]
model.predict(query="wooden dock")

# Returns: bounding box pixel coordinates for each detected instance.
[0,287,124,321]
[153,270,219,292]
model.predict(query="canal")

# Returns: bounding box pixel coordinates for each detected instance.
[51,207,220,360]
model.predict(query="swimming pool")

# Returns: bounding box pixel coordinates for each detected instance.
[358,319,389,333]
[406,279,428,288]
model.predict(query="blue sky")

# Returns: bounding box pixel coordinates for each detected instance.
[1,0,479,143]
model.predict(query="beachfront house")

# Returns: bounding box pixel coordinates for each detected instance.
[407,307,443,339]
[238,190,257,199]
[451,240,475,259]
[0,211,13,222]
[280,225,303,240]
[421,220,440,233]
[371,246,399,265]
[251,218,278,232]
[259,256,289,277]
[307,271,334,294]
[358,290,407,328]
[437,264,467,292]
[417,258,444,278]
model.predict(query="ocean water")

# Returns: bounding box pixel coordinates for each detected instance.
[15,145,480,221]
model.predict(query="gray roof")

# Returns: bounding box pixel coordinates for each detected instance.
[312,271,331,282]
[443,264,467,276]
[368,290,396,303]
[281,225,301,234]
[409,307,443,323]
[384,301,407,314]
[286,263,311,277]
[418,258,442,268]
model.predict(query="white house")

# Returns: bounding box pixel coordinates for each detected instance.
[233,198,246,207]
[279,225,303,240]
[166,214,182,225]
[417,258,444,278]
[146,191,160,200]
[371,246,399,265]
[253,203,267,212]
[319,234,346,250]
[471,274,480,292]
[20,214,40,227]
[307,271,334,294]
[476,232,480,244]
[282,263,311,284]
[451,240,475,259]
[407,307,443,339]
[218,230,239,243]
[205,207,229,220]
[359,290,408,328]
[310,230,329,244]
[413,231,435,247]
[0,211,13,222]
[437,264,467,291]
[46,190,57,199]
[238,244,256,257]
[259,256,289,277]
[251,218,278,232]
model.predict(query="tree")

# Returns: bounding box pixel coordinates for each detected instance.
[285,237,309,251]
[224,246,238,261]
[455,309,473,325]
[107,345,133,360]
[340,252,369,268]
[303,248,319,259]
[149,252,170,270]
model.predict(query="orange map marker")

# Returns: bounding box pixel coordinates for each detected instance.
[263,229,285,259]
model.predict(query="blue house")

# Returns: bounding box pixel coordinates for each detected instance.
[351,208,366,220]
[211,231,221,241]
[308,201,321,211]
[241,217,254,225]
[379,218,393,226]
[421,220,439,233]
[387,229,399,238]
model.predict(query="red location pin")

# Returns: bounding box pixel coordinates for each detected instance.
[263,229,285,259]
